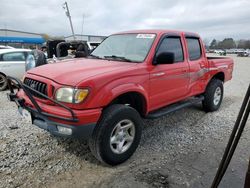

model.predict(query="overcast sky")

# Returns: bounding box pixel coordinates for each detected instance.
[0,0,249,41]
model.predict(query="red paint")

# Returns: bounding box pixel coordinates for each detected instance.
[19,30,234,125]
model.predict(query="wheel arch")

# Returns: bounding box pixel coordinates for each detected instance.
[108,91,148,116]
[99,84,149,116]
[0,72,8,91]
[211,72,225,82]
[205,72,225,90]
[0,72,6,77]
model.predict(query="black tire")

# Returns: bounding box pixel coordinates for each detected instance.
[202,79,224,112]
[0,73,7,91]
[88,104,143,165]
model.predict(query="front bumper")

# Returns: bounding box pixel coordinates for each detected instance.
[32,118,96,138]
[6,76,100,139]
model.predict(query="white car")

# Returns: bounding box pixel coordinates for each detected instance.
[0,45,15,49]
[0,49,31,91]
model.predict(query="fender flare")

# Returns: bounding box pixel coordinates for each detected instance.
[91,83,149,113]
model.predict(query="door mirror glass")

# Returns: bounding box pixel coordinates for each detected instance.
[155,52,175,65]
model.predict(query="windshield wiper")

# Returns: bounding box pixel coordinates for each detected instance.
[104,55,132,62]
[88,54,102,59]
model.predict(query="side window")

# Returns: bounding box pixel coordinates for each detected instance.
[186,38,202,61]
[157,37,184,63]
[2,52,25,61]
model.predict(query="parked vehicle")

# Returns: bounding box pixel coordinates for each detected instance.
[214,49,225,55]
[0,49,31,91]
[218,50,226,56]
[0,45,15,49]
[44,40,90,63]
[7,30,234,165]
[237,51,249,57]
[225,49,235,54]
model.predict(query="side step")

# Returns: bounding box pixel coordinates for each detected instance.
[145,96,204,119]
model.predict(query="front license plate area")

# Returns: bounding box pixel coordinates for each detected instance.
[18,107,32,124]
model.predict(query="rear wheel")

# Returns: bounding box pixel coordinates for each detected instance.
[203,79,224,112]
[0,74,7,91]
[88,104,142,165]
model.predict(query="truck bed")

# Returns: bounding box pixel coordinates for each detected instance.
[207,56,234,82]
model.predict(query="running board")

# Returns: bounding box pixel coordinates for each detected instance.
[145,96,204,119]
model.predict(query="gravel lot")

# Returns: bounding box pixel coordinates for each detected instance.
[0,54,249,188]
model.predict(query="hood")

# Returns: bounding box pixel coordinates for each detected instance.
[27,58,136,86]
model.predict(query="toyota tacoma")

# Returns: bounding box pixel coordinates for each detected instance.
[7,30,234,165]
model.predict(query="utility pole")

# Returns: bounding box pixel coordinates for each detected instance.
[81,14,84,40]
[62,1,76,40]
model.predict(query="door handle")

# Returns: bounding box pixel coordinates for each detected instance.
[152,72,165,77]
[200,64,206,69]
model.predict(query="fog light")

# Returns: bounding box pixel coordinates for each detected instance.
[57,126,72,135]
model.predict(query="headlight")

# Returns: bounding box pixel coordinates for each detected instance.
[55,88,89,103]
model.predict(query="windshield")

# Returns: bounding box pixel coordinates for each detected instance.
[91,33,156,62]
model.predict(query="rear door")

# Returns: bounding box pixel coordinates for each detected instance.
[0,51,26,79]
[185,36,208,94]
[149,34,190,110]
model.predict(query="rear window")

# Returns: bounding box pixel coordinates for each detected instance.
[186,38,202,61]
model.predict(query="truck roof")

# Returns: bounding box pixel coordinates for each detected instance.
[115,29,200,38]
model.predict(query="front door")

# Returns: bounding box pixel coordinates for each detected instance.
[149,35,190,110]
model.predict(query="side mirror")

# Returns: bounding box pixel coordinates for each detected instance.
[155,52,175,65]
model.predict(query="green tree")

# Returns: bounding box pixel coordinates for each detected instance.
[238,40,250,49]
[209,39,217,49]
[217,38,236,49]
[245,40,250,49]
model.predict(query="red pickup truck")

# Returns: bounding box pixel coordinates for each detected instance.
[7,30,233,165]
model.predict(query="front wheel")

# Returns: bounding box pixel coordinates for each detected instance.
[0,74,7,91]
[88,104,142,165]
[202,79,224,112]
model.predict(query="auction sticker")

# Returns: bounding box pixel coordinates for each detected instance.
[136,34,155,39]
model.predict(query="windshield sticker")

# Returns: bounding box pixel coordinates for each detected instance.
[136,34,155,39]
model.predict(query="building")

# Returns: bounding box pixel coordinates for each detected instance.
[0,29,106,49]
[0,29,45,49]
[64,34,106,42]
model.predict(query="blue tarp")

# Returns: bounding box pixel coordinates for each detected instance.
[0,36,45,44]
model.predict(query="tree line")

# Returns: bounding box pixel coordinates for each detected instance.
[209,38,250,49]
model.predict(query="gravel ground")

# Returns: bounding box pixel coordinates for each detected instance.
[0,54,249,188]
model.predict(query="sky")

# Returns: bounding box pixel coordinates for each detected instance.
[0,0,249,41]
